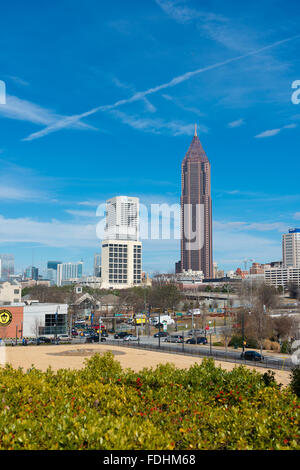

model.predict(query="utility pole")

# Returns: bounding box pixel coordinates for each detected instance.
[158,309,161,349]
[98,316,102,344]
[242,309,245,353]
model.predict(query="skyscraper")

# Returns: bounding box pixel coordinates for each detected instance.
[47,261,62,285]
[104,196,139,241]
[180,126,213,278]
[282,228,300,268]
[56,262,83,286]
[0,254,14,280]
[101,196,142,288]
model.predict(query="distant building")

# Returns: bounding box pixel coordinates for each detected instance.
[250,262,265,275]
[175,260,181,274]
[283,228,300,268]
[265,267,300,288]
[56,262,83,287]
[20,280,51,289]
[47,261,62,285]
[0,254,14,281]
[24,266,39,281]
[93,253,101,277]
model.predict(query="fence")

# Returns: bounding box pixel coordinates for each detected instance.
[105,339,293,372]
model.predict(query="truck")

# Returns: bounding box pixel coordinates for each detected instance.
[150,315,175,326]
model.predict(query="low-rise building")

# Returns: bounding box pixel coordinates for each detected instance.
[0,281,22,305]
[264,267,300,288]
[0,302,68,338]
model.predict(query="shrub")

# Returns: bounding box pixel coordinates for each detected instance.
[270,341,280,352]
[290,366,300,398]
[0,353,299,450]
[281,341,292,354]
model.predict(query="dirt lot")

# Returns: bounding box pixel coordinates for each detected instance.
[3,343,291,387]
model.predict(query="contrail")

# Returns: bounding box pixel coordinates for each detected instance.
[23,33,300,141]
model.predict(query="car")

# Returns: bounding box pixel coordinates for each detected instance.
[100,330,108,337]
[240,350,264,361]
[37,336,52,344]
[154,323,165,329]
[123,335,138,341]
[86,334,107,343]
[58,334,72,342]
[186,336,208,345]
[114,331,130,339]
[153,331,169,338]
[164,335,184,343]
[187,329,204,337]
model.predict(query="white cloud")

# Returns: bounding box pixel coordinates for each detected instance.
[155,0,225,24]
[213,220,288,233]
[255,122,297,138]
[65,209,97,218]
[0,94,97,138]
[228,118,244,128]
[255,128,281,138]
[22,34,300,141]
[0,215,98,248]
[111,110,208,135]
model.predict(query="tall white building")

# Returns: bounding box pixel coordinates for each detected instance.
[104,196,139,241]
[101,196,142,289]
[283,228,300,268]
[56,262,83,286]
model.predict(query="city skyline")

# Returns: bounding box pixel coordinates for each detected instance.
[0,1,299,274]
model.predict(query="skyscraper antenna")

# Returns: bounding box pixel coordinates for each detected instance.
[194,123,197,137]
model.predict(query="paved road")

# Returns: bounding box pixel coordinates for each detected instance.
[108,334,294,371]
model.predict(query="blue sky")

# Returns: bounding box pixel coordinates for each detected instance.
[0,0,300,276]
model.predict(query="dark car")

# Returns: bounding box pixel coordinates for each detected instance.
[86,334,107,343]
[153,331,169,338]
[240,350,264,361]
[37,336,52,344]
[154,323,165,329]
[186,336,208,345]
[114,331,130,339]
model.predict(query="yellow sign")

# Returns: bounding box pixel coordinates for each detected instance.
[0,309,12,327]
[136,318,146,324]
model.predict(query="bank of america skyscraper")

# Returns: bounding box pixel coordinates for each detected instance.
[180,126,213,278]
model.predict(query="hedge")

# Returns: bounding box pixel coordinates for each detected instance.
[0,352,299,450]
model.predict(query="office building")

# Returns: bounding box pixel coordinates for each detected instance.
[24,266,39,281]
[56,262,83,286]
[47,261,62,285]
[265,267,300,288]
[104,196,139,241]
[101,196,142,289]
[180,126,213,278]
[93,253,101,277]
[283,228,300,268]
[0,254,14,281]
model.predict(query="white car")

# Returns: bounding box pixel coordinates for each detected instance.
[57,334,72,342]
[123,335,138,341]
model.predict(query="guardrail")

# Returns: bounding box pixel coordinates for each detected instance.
[105,339,293,372]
